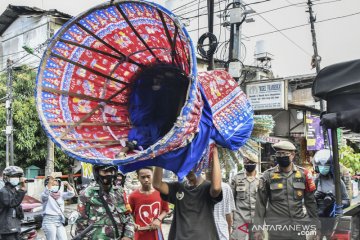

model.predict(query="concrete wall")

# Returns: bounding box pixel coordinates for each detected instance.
[0,15,50,70]
[258,108,304,137]
[0,15,68,70]
[26,179,45,200]
[289,87,320,109]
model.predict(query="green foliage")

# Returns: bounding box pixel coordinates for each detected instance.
[0,66,72,173]
[339,145,360,175]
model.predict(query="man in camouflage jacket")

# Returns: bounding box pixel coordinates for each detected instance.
[76,165,134,240]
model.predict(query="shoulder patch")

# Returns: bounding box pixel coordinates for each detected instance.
[304,169,316,192]
[271,173,281,180]
[258,178,267,191]
[295,171,302,178]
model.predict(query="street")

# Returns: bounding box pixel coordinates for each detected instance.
[36,204,171,239]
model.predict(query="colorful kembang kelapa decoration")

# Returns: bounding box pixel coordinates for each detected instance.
[36,0,254,179]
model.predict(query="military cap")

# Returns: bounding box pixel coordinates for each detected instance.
[240,149,259,163]
[272,140,296,151]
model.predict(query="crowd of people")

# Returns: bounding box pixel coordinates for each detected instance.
[0,140,352,240]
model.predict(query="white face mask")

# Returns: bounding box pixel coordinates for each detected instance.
[50,186,59,193]
[9,178,20,186]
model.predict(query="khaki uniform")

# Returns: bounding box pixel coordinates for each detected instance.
[230,170,259,240]
[253,164,320,240]
[340,164,353,202]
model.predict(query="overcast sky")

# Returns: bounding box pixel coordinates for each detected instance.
[1,0,359,77]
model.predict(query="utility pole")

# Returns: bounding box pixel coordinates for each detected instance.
[45,138,55,176]
[307,0,324,111]
[229,0,243,61]
[207,0,215,70]
[23,44,55,175]
[307,0,341,217]
[307,0,321,73]
[5,59,14,166]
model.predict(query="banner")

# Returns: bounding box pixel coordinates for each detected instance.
[305,113,324,151]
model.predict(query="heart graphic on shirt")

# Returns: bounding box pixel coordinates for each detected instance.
[139,201,161,225]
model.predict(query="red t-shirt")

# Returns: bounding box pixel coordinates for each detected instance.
[128,189,169,240]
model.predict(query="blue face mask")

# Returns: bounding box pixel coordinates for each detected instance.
[318,166,330,175]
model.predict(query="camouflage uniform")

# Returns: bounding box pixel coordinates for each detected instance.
[76,183,135,239]
[230,170,259,240]
[253,164,320,240]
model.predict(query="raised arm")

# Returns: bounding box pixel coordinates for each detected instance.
[153,167,169,195]
[210,145,222,198]
[62,181,76,200]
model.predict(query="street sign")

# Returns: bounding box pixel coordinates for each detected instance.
[246,80,287,110]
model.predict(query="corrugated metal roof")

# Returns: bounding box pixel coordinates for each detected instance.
[0,5,72,36]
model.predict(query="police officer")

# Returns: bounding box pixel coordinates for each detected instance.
[75,164,134,240]
[230,153,259,240]
[253,141,320,240]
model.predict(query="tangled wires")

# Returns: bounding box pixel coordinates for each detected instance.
[197,32,218,59]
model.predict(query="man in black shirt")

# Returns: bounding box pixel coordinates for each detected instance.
[0,166,27,240]
[153,145,223,240]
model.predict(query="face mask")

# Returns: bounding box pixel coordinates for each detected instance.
[99,175,115,185]
[9,178,20,187]
[244,164,256,172]
[318,166,330,176]
[276,156,291,168]
[50,186,59,193]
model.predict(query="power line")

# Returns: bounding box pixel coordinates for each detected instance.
[249,1,309,16]
[247,10,360,38]
[0,50,27,59]
[173,0,207,13]
[0,54,31,73]
[181,0,336,21]
[246,4,312,56]
[247,0,340,17]
[175,0,227,17]
[244,0,270,6]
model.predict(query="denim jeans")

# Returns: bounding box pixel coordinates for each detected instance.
[42,215,67,240]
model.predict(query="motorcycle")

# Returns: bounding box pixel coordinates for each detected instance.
[19,225,37,240]
[68,211,102,240]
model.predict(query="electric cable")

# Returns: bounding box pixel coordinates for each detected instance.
[0,53,32,73]
[173,0,207,13]
[0,50,27,59]
[175,0,227,16]
[246,5,312,56]
[197,0,201,42]
[197,32,218,59]
[244,0,270,7]
[247,10,360,38]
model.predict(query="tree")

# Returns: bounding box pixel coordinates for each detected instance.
[0,65,72,173]
[340,145,360,175]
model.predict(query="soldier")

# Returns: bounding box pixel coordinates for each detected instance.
[253,141,320,240]
[230,153,260,240]
[75,165,134,240]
